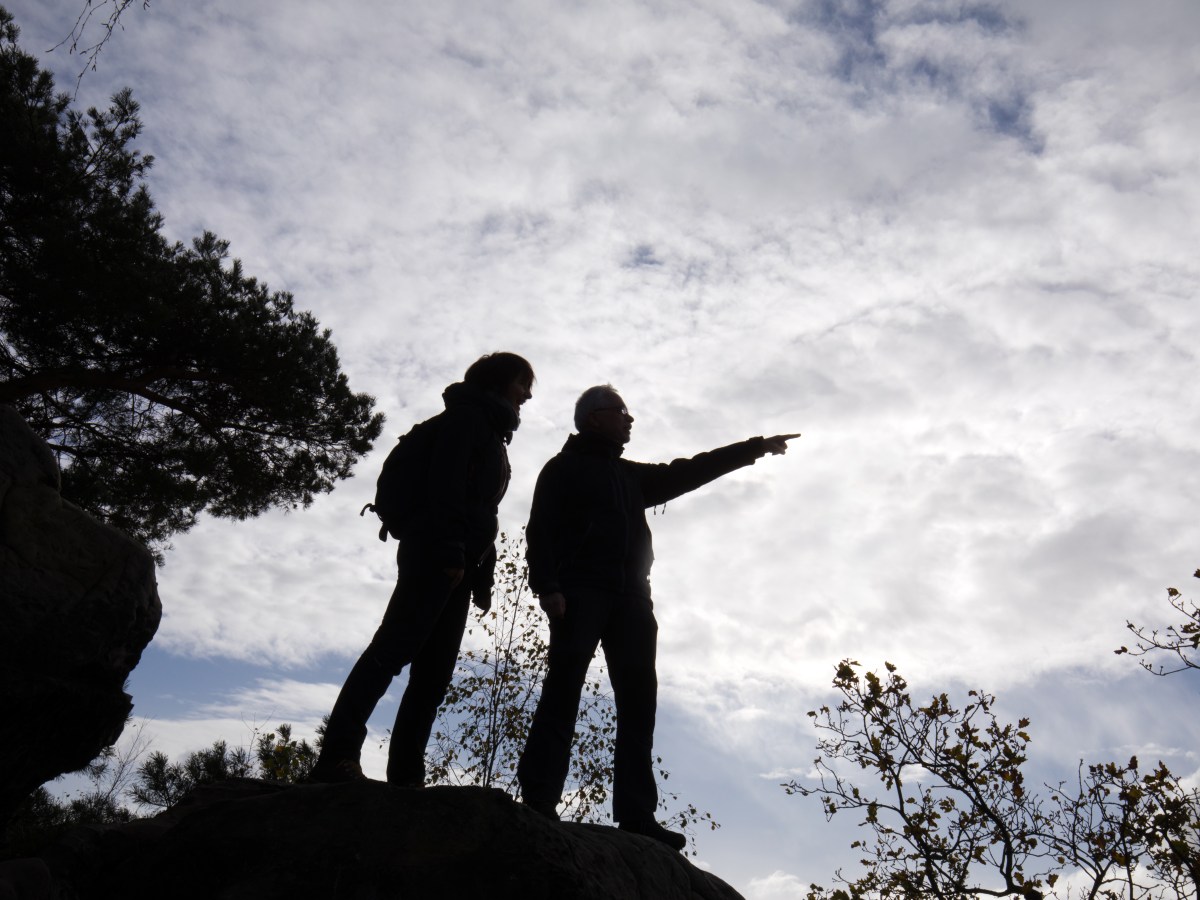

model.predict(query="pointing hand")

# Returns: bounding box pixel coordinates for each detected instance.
[762,433,801,455]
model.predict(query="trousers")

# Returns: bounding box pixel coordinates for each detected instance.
[320,541,472,784]
[517,586,659,823]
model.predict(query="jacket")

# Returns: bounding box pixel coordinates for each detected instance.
[525,431,766,598]
[403,382,515,584]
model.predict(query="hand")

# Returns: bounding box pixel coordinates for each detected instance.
[472,588,492,613]
[762,433,801,455]
[539,592,566,619]
[444,567,465,590]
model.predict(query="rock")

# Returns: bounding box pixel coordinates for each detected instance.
[0,857,51,900]
[38,779,745,900]
[0,406,161,826]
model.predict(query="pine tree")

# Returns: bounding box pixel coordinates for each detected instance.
[0,6,383,555]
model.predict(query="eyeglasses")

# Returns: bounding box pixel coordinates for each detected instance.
[594,406,629,416]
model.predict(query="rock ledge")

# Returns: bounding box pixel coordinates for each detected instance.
[40,779,745,900]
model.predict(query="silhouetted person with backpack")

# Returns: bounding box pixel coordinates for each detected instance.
[311,352,535,785]
[516,384,797,850]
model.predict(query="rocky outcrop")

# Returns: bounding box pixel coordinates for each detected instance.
[0,406,161,826]
[38,780,746,900]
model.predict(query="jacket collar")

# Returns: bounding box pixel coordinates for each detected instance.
[564,430,624,458]
[442,381,519,443]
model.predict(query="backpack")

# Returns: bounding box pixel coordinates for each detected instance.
[359,413,444,542]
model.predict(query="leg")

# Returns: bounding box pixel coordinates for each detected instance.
[316,649,393,769]
[386,572,472,785]
[317,544,454,769]
[517,588,610,807]
[602,593,659,825]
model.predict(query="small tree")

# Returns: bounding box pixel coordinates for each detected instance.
[786,660,1200,900]
[3,721,321,859]
[1117,571,1200,676]
[129,740,254,811]
[0,786,134,860]
[424,532,718,853]
[1,718,151,857]
[126,721,321,811]
[66,717,154,811]
[255,722,320,784]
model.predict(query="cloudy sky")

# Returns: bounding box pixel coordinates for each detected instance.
[13,0,1200,894]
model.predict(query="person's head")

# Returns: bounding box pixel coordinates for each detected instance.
[575,384,634,445]
[464,352,535,409]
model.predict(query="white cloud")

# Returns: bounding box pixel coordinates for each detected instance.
[193,679,342,721]
[746,869,812,900]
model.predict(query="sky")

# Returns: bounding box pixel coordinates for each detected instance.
[10,0,1200,894]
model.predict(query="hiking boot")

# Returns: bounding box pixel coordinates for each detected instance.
[310,758,368,784]
[619,818,687,852]
[523,798,560,821]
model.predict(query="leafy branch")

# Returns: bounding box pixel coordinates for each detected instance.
[51,0,151,95]
[1117,571,1200,676]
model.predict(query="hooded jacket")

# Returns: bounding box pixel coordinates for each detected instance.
[525,431,767,599]
[404,381,515,581]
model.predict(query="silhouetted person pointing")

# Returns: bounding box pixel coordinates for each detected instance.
[516,384,798,850]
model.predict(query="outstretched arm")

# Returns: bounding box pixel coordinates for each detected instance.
[639,432,801,507]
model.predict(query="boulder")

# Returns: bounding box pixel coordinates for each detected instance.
[0,406,161,826]
[38,780,745,899]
